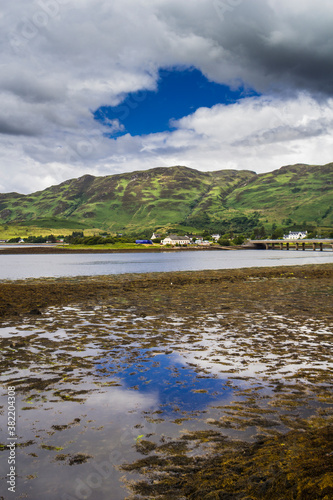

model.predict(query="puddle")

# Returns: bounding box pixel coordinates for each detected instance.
[96,350,234,414]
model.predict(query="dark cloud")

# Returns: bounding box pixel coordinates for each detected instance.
[0,71,66,104]
[0,0,333,192]
[159,0,333,96]
[0,118,40,137]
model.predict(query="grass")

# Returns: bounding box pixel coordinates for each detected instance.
[0,225,103,240]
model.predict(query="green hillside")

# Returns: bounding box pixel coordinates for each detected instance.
[226,163,333,226]
[0,163,332,233]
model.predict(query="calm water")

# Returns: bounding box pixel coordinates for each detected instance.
[0,249,332,280]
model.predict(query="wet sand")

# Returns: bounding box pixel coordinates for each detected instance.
[0,264,332,499]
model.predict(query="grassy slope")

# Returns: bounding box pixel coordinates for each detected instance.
[0,163,332,232]
[226,163,333,226]
[0,166,253,232]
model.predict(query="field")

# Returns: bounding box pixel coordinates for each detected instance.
[0,224,103,240]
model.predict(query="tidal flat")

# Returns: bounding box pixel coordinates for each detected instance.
[0,264,332,499]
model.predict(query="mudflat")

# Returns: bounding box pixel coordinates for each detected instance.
[1,264,332,499]
[0,245,219,255]
[0,264,332,319]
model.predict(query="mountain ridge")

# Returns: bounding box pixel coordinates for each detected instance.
[0,163,332,232]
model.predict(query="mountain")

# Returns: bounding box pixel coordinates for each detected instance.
[0,163,332,233]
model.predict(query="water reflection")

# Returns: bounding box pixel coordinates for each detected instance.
[0,299,332,500]
[97,350,233,414]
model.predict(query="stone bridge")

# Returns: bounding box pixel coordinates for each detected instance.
[247,239,333,250]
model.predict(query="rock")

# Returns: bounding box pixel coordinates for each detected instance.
[29,308,42,315]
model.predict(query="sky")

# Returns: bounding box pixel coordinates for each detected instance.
[1,0,333,193]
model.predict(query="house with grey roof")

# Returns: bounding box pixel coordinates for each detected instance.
[161,234,191,245]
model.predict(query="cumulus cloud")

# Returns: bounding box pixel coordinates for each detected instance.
[163,93,333,170]
[0,0,333,192]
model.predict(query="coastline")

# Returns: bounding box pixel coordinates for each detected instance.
[0,245,229,254]
[0,263,332,318]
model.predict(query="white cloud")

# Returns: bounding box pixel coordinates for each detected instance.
[89,93,333,177]
[86,387,158,413]
[163,94,333,172]
[0,0,333,192]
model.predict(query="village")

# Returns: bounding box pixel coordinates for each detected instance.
[0,230,323,248]
[135,230,311,246]
[150,232,221,246]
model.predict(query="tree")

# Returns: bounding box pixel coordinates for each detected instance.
[232,235,244,245]
[272,227,284,239]
[253,225,267,239]
[202,230,212,240]
[218,238,230,246]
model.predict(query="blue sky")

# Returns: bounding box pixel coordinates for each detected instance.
[94,68,258,137]
[1,0,333,193]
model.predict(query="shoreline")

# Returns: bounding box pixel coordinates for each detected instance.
[0,263,332,318]
[0,245,229,254]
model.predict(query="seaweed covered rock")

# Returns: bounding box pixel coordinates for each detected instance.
[123,425,333,499]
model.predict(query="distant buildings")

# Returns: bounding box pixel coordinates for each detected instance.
[161,235,191,245]
[283,231,308,240]
[195,240,211,246]
[160,234,214,246]
[192,236,211,245]
[151,232,162,240]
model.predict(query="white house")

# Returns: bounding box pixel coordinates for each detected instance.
[151,232,162,240]
[196,240,211,246]
[162,234,191,245]
[211,234,221,241]
[283,231,308,240]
